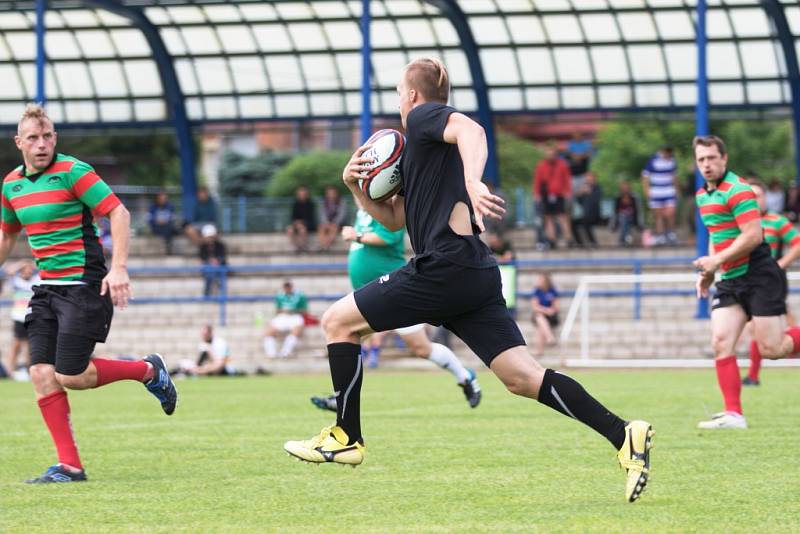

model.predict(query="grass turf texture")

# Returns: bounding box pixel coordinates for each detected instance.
[0,369,798,533]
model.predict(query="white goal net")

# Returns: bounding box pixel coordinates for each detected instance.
[558,271,800,368]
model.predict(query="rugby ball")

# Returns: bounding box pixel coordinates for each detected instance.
[360,129,405,202]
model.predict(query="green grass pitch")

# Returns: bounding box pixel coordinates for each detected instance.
[1,369,798,533]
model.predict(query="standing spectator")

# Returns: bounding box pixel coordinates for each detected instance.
[641,146,679,245]
[613,181,640,246]
[176,325,235,377]
[533,142,574,249]
[95,217,113,257]
[4,260,39,381]
[680,164,698,239]
[784,183,800,222]
[198,224,227,298]
[287,186,317,253]
[765,178,786,214]
[184,187,219,245]
[148,191,177,254]
[567,130,593,185]
[317,186,348,251]
[571,171,602,248]
[263,280,308,359]
[486,231,515,263]
[531,272,559,357]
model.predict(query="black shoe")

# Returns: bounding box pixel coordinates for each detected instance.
[459,369,482,408]
[742,376,760,386]
[26,464,87,484]
[144,353,178,415]
[310,394,337,412]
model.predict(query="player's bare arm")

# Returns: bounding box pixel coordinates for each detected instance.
[777,238,800,270]
[0,230,20,266]
[693,217,762,275]
[341,226,388,247]
[101,203,132,308]
[342,144,405,231]
[442,112,505,232]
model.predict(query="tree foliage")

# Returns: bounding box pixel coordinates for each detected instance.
[218,150,292,197]
[591,118,795,195]
[267,150,351,197]
[496,130,545,191]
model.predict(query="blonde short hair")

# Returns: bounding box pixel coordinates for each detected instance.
[18,103,53,136]
[404,57,450,103]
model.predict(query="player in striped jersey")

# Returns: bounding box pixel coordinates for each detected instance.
[741,179,800,386]
[693,135,800,429]
[0,104,178,483]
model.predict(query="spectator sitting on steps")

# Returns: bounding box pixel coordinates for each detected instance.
[199,224,227,298]
[317,185,348,252]
[184,186,219,245]
[148,191,177,255]
[175,324,237,377]
[287,186,318,253]
[263,279,309,359]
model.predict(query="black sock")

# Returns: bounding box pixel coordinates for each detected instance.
[328,342,363,445]
[537,369,627,449]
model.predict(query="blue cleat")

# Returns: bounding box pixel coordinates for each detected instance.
[741,376,760,386]
[310,394,337,412]
[459,369,482,408]
[144,353,178,415]
[26,464,87,484]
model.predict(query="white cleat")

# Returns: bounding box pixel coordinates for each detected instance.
[697,411,748,429]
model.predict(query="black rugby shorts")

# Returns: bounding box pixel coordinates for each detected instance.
[354,255,526,365]
[711,259,787,319]
[26,284,114,376]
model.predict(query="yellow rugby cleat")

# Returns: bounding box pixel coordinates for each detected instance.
[617,420,654,503]
[284,425,365,466]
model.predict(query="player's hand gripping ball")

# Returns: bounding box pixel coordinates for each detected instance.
[359,129,405,202]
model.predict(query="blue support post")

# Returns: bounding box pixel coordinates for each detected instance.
[633,261,642,321]
[237,195,247,233]
[360,0,372,143]
[424,0,499,186]
[85,0,197,222]
[759,0,800,184]
[218,266,228,326]
[35,0,46,104]
[695,0,710,319]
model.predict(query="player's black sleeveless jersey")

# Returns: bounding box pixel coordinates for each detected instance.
[399,103,496,268]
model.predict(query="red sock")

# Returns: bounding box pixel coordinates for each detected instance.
[715,355,742,415]
[38,391,82,470]
[92,358,150,387]
[748,341,762,381]
[785,326,800,354]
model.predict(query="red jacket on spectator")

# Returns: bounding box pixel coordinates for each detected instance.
[533,158,572,200]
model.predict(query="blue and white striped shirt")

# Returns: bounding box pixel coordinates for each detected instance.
[642,154,677,201]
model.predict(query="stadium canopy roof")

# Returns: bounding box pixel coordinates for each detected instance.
[1,0,799,127]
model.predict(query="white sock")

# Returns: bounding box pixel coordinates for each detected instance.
[427,343,471,384]
[263,336,277,357]
[281,334,299,357]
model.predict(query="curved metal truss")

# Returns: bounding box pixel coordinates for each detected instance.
[1,0,799,126]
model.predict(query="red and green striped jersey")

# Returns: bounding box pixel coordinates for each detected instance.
[762,212,800,260]
[696,171,761,279]
[1,153,121,283]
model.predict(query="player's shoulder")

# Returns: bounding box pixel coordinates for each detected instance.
[407,102,455,128]
[57,153,94,175]
[763,212,788,224]
[2,166,23,187]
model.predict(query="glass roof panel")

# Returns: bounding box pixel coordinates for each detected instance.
[217,26,258,53]
[0,65,24,99]
[89,62,128,97]
[505,16,547,44]
[517,48,556,84]
[580,15,621,42]
[542,16,584,43]
[0,0,793,124]
[552,48,593,83]
[470,17,512,46]
[590,46,630,82]
[75,30,116,58]
[229,57,269,92]
[46,31,82,60]
[481,49,520,85]
[627,45,667,80]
